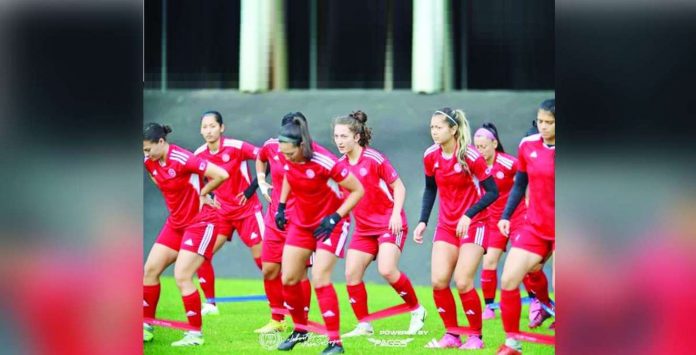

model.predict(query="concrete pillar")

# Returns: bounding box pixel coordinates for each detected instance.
[239,0,272,92]
[411,0,450,93]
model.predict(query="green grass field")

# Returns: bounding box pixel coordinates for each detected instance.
[145,277,554,354]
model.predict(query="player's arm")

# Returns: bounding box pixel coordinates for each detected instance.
[147,172,158,186]
[200,162,229,196]
[335,173,364,218]
[464,177,499,219]
[236,142,262,200]
[502,172,528,219]
[312,173,364,241]
[388,178,406,234]
[498,171,529,236]
[255,158,272,202]
[418,174,437,226]
[275,175,291,230]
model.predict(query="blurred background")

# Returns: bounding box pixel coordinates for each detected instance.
[143,0,555,285]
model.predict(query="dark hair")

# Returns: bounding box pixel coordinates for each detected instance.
[278,116,314,158]
[539,99,555,116]
[333,110,373,147]
[143,123,172,142]
[201,111,223,125]
[525,120,539,137]
[481,122,505,153]
[281,111,307,126]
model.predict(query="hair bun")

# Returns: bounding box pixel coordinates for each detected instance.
[163,125,173,134]
[351,110,368,123]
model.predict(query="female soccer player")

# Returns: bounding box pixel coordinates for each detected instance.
[496,99,555,355]
[333,111,427,338]
[413,107,499,350]
[193,111,264,317]
[473,122,527,320]
[254,112,313,334]
[274,116,364,354]
[142,123,229,346]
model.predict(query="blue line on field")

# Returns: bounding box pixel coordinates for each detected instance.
[208,295,268,303]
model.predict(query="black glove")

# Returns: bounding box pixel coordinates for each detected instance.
[313,212,341,241]
[275,202,287,230]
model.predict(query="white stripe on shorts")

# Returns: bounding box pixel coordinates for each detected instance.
[475,226,485,246]
[254,211,265,239]
[334,220,350,256]
[198,223,215,255]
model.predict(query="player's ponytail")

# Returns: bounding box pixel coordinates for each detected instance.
[281,111,307,126]
[333,110,372,147]
[143,122,172,142]
[296,117,314,158]
[452,109,472,171]
[481,122,505,153]
[278,113,314,159]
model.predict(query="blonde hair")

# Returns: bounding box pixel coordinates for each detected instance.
[435,107,472,173]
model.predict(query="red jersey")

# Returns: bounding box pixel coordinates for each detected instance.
[194,136,261,220]
[488,152,527,225]
[144,144,214,229]
[258,138,296,230]
[423,144,490,231]
[517,134,555,240]
[284,142,350,229]
[338,147,407,235]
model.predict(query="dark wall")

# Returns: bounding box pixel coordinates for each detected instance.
[145,0,553,90]
[464,0,554,89]
[145,0,240,89]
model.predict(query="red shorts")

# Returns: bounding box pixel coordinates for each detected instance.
[217,210,264,248]
[487,221,523,252]
[262,225,286,263]
[433,221,488,250]
[155,220,217,260]
[348,228,408,256]
[285,218,350,258]
[262,224,315,267]
[511,224,555,260]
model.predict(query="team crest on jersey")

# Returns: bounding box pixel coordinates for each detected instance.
[168,168,176,177]
[222,154,230,162]
[496,171,505,179]
[273,155,280,161]
[359,167,368,176]
[341,168,349,177]
[306,168,316,178]
[454,163,463,173]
